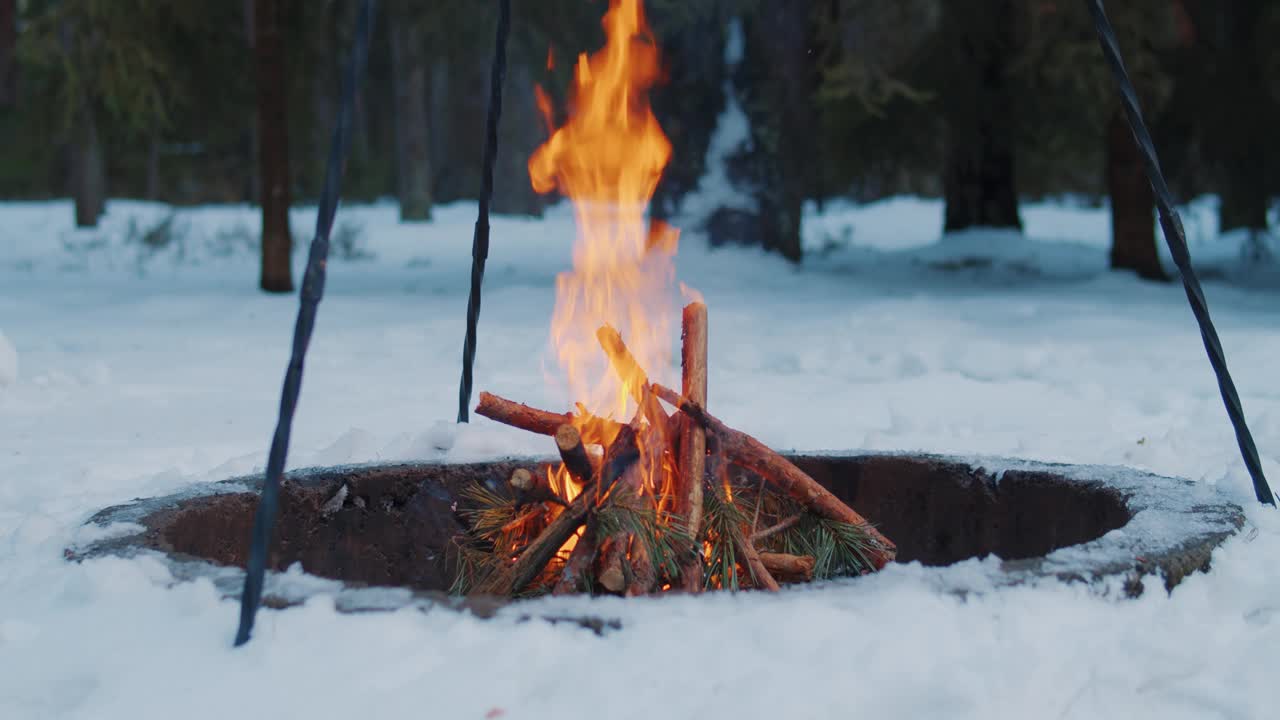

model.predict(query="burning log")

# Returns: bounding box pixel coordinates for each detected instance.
[508,468,568,509]
[627,539,657,596]
[652,384,897,570]
[476,391,623,440]
[479,427,641,596]
[759,552,816,584]
[476,492,592,596]
[596,325,648,406]
[677,302,708,591]
[553,520,598,595]
[555,424,596,485]
[597,537,629,594]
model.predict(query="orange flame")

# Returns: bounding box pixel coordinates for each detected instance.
[529,0,678,453]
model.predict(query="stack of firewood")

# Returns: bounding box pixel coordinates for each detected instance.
[459,302,896,597]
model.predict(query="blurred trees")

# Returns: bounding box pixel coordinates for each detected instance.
[1,0,15,107]
[2,0,1280,276]
[938,0,1022,232]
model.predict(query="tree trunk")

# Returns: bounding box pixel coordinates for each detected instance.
[428,59,451,201]
[0,0,15,107]
[1215,1,1268,236]
[255,0,294,293]
[739,0,816,263]
[1107,110,1167,281]
[389,12,432,221]
[70,102,106,228]
[145,132,161,201]
[941,0,1022,233]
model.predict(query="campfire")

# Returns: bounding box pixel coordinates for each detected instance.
[454,0,896,597]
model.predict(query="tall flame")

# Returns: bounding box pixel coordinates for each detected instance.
[529,0,677,439]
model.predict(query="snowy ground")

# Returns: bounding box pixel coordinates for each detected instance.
[2,196,1279,719]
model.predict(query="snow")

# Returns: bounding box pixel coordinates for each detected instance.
[2,196,1280,718]
[0,328,16,387]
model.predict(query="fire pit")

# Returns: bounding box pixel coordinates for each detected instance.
[71,452,1243,623]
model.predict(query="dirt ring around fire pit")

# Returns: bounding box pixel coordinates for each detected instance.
[68,452,1244,630]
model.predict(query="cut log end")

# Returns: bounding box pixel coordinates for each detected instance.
[509,468,534,492]
[555,423,595,485]
[759,552,815,584]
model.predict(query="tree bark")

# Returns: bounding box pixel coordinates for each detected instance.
[255,0,294,293]
[0,0,16,107]
[941,0,1022,233]
[1106,110,1166,281]
[389,11,433,222]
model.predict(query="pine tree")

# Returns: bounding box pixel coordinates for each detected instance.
[18,0,200,226]
[1018,0,1178,281]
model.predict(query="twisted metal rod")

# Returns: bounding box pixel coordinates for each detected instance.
[1087,0,1274,506]
[235,0,378,647]
[457,0,513,423]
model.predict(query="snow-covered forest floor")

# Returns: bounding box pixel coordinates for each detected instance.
[2,196,1279,719]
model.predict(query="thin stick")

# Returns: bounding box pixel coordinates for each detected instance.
[596,325,647,405]
[596,326,671,433]
[652,384,897,569]
[677,302,707,592]
[751,513,802,543]
[555,424,595,485]
[751,476,765,533]
[475,391,624,440]
[735,531,780,591]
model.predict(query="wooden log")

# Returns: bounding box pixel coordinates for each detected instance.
[677,302,707,592]
[553,520,598,595]
[597,535,629,593]
[476,391,623,440]
[509,468,568,508]
[597,424,640,501]
[555,424,595,485]
[652,384,897,570]
[508,468,534,492]
[759,552,815,583]
[626,535,658,596]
